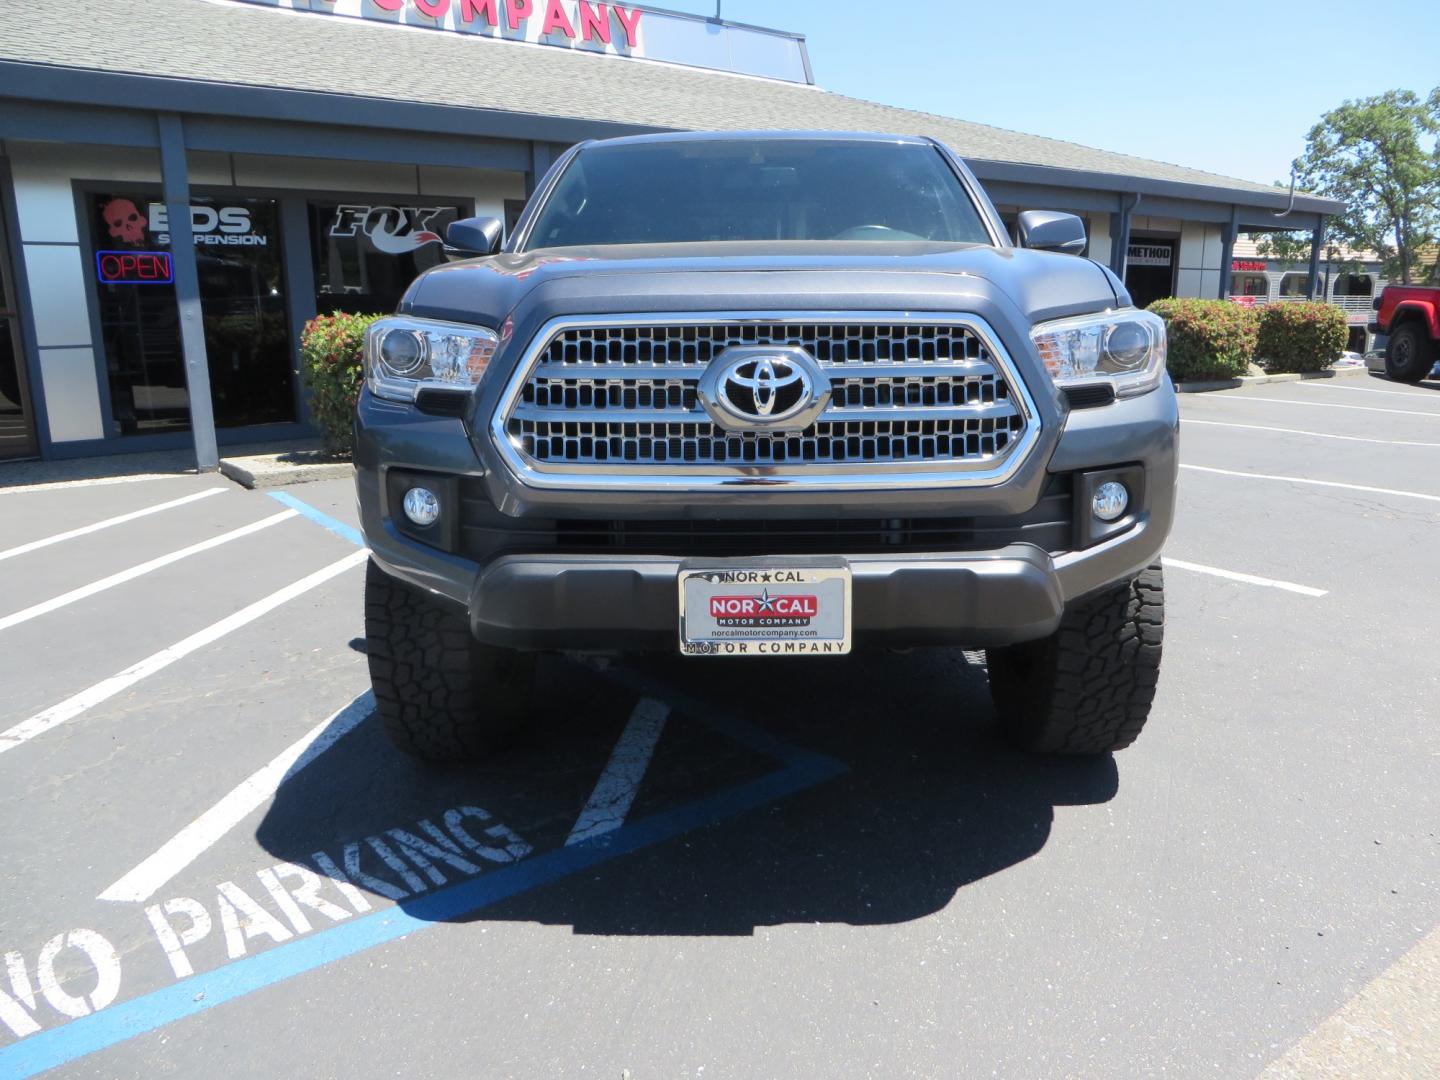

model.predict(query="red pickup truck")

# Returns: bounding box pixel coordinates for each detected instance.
[1373,284,1440,382]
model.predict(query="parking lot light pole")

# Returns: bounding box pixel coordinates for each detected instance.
[158,113,219,472]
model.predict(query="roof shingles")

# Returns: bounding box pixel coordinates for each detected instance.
[0,0,1303,201]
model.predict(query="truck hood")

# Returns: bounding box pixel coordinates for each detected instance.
[401,242,1126,328]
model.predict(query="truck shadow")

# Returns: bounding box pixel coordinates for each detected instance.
[1367,370,1440,391]
[253,649,1118,935]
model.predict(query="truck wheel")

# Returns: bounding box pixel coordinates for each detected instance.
[986,563,1164,755]
[364,559,535,761]
[1384,323,1435,384]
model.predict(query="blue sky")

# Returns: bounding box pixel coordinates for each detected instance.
[661,0,1440,187]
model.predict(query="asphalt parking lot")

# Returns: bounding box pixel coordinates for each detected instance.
[1,374,1438,1079]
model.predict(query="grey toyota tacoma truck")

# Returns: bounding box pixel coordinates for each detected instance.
[354,131,1176,760]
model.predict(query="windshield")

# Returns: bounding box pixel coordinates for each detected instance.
[521,139,995,249]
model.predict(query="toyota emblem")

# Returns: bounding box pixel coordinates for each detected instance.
[699,346,831,432]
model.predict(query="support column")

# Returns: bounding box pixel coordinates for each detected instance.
[1217,206,1238,300]
[280,195,318,428]
[1306,217,1325,300]
[158,113,218,471]
[1110,193,1139,281]
[525,142,554,199]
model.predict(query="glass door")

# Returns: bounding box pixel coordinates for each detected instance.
[88,191,295,434]
[0,188,38,460]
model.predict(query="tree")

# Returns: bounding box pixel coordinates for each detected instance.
[1280,88,1440,285]
[1252,227,1358,278]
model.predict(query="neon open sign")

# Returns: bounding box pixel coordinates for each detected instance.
[96,250,173,284]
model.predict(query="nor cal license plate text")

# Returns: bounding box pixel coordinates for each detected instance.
[678,565,852,657]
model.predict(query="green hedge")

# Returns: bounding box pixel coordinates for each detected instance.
[299,312,384,453]
[1256,302,1349,373]
[1146,298,1259,382]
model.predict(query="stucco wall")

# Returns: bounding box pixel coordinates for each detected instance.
[1084,213,1111,268]
[1176,220,1225,300]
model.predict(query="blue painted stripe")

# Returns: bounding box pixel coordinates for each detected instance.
[266,491,366,549]
[0,742,846,1078]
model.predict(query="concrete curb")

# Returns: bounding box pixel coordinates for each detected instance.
[218,452,352,489]
[1174,366,1373,394]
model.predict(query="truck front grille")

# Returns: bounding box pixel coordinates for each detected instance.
[493,313,1040,489]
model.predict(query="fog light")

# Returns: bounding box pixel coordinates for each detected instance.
[1092,481,1129,522]
[402,487,441,527]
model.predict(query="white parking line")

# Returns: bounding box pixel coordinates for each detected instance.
[0,549,369,756]
[0,510,298,633]
[1200,396,1440,419]
[1163,558,1327,598]
[0,474,190,496]
[1298,380,1440,399]
[1181,463,1440,505]
[566,697,670,846]
[0,488,227,563]
[1182,418,1440,449]
[98,691,375,904]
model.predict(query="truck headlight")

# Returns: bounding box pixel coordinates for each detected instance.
[1030,309,1167,399]
[364,316,500,403]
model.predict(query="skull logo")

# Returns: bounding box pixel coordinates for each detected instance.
[102,198,147,245]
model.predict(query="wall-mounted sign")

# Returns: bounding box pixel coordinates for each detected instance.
[95,250,174,285]
[149,204,268,247]
[226,0,812,83]
[1231,259,1267,272]
[236,0,643,50]
[310,200,464,316]
[329,205,447,255]
[97,197,270,249]
[100,198,149,245]
[1128,243,1173,267]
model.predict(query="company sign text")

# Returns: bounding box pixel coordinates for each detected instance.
[237,0,644,51]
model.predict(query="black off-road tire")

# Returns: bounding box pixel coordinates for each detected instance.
[364,559,535,761]
[986,563,1164,755]
[1384,322,1435,384]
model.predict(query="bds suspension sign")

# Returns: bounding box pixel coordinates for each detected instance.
[233,0,645,53]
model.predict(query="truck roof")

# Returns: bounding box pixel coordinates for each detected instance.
[577,130,939,150]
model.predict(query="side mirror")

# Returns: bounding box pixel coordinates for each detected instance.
[1017,210,1087,256]
[445,216,504,257]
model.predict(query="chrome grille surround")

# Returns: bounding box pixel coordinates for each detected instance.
[491,312,1042,491]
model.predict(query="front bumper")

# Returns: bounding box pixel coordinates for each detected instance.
[355,378,1178,652]
[468,547,1065,650]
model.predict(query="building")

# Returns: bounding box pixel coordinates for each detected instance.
[1227,238,1440,354]
[0,0,1343,465]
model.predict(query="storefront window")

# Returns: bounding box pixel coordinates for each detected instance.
[309,201,466,317]
[1230,273,1269,298]
[1123,239,1175,311]
[1278,272,1324,297]
[505,199,528,237]
[88,192,293,434]
[1333,273,1373,297]
[1,199,37,459]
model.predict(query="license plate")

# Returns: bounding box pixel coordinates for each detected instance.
[678,564,852,657]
